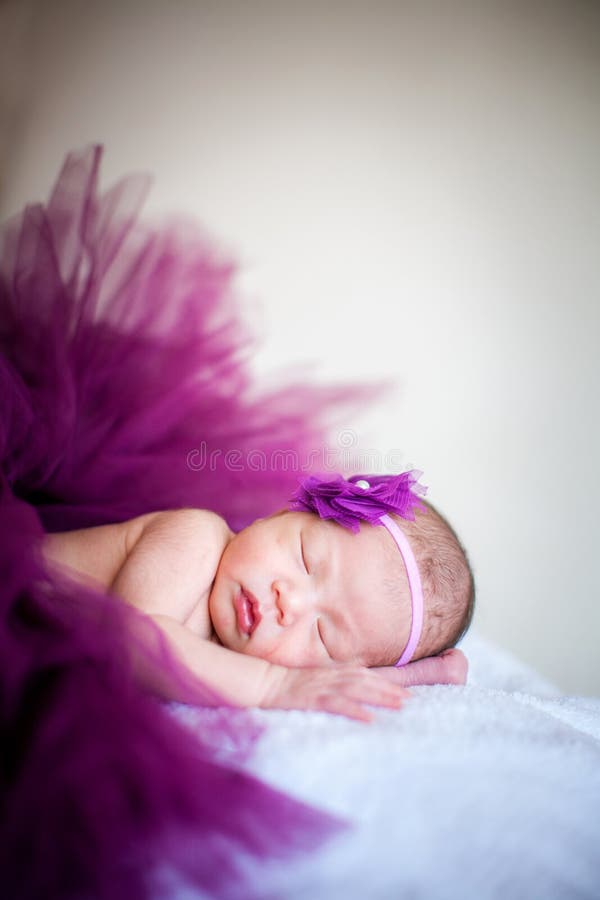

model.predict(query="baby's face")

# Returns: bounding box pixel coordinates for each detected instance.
[208,510,410,667]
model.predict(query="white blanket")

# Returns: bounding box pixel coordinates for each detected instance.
[173,634,600,899]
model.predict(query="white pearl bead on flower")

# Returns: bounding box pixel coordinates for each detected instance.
[355,479,370,490]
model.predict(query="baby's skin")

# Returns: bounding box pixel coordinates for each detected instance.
[42,508,467,721]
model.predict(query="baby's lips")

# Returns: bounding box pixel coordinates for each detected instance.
[234,588,263,635]
[244,587,263,635]
[234,590,254,634]
[249,601,262,634]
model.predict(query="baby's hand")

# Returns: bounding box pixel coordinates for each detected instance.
[259,664,410,722]
[372,648,468,687]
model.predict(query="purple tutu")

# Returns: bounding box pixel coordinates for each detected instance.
[0,146,380,899]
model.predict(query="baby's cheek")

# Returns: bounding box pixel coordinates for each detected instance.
[207,586,236,648]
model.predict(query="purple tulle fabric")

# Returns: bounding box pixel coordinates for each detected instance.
[0,146,384,899]
[289,471,427,532]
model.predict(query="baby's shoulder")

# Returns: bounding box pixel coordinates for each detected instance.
[122,508,233,561]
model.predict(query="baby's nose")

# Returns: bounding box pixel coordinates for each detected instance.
[272,578,311,625]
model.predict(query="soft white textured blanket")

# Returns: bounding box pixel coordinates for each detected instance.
[174,634,600,899]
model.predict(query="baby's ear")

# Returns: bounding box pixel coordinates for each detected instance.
[373,648,468,687]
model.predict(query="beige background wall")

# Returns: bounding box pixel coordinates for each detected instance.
[2,0,598,694]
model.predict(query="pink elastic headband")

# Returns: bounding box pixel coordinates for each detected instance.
[289,470,427,666]
[378,513,424,667]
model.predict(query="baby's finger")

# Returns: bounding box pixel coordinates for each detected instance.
[342,672,409,708]
[318,693,375,723]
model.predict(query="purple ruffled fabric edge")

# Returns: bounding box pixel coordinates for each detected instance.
[1,144,384,534]
[0,145,390,899]
[0,487,344,899]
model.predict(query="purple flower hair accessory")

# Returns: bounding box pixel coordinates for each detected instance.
[289,470,427,533]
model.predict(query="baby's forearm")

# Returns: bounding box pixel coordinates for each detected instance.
[148,614,275,707]
[147,615,410,721]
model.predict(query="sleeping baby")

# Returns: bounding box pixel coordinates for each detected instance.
[42,471,474,721]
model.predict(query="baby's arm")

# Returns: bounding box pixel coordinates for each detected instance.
[147,613,409,722]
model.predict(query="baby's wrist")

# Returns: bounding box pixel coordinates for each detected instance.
[256,662,289,710]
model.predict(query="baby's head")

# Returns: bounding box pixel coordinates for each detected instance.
[209,472,474,668]
[375,499,474,662]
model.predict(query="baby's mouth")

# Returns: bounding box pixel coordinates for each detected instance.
[234,588,262,636]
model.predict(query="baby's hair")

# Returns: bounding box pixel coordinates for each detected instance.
[383,500,475,663]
